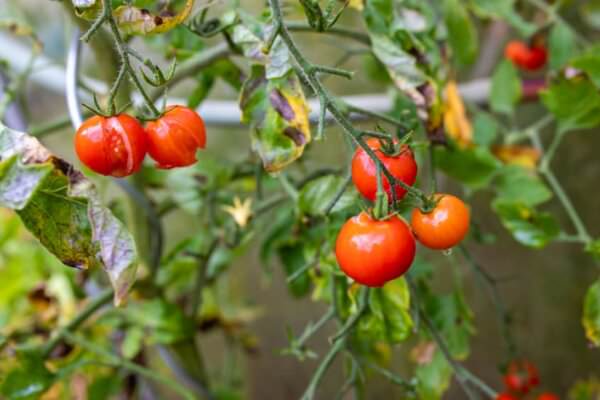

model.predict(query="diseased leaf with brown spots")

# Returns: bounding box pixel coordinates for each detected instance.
[0,124,137,305]
[239,65,311,172]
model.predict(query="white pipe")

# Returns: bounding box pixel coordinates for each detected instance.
[1,32,491,127]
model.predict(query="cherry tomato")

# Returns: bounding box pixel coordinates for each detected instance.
[496,393,519,400]
[504,359,540,394]
[537,393,559,400]
[335,211,416,287]
[351,138,417,202]
[410,194,470,250]
[75,114,147,177]
[504,41,547,71]
[145,105,207,169]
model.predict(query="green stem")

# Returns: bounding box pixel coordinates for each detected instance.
[189,239,220,317]
[296,307,336,348]
[301,337,347,400]
[42,288,113,358]
[330,287,369,343]
[286,21,371,45]
[63,331,197,400]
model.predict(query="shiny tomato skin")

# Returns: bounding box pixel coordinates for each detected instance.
[145,105,207,169]
[504,360,540,394]
[537,393,560,400]
[504,40,547,71]
[411,194,470,250]
[74,114,147,177]
[335,212,416,287]
[496,393,519,400]
[351,138,417,202]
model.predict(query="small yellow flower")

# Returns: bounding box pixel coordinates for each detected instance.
[222,197,253,228]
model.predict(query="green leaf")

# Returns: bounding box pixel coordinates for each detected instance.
[549,22,577,70]
[298,175,356,217]
[415,350,453,400]
[494,166,552,207]
[0,124,137,305]
[363,0,394,34]
[123,299,194,344]
[583,280,600,347]
[277,243,311,298]
[444,0,478,65]
[585,239,600,261]
[360,278,413,343]
[469,0,536,36]
[87,375,123,400]
[490,60,521,116]
[472,111,499,147]
[540,78,600,132]
[239,65,311,172]
[369,34,427,89]
[572,53,600,88]
[581,0,600,29]
[434,145,501,189]
[492,200,560,248]
[0,351,54,399]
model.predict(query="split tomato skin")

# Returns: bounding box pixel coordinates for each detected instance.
[504,40,547,71]
[145,105,207,169]
[335,212,416,287]
[351,138,417,202]
[411,194,470,250]
[75,114,147,177]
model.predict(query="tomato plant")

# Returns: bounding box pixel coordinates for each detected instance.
[0,0,600,399]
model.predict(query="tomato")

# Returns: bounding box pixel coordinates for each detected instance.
[496,393,519,400]
[410,194,470,250]
[74,114,147,177]
[537,393,559,400]
[335,211,416,287]
[504,40,547,71]
[351,138,417,202]
[504,360,540,394]
[145,105,207,169]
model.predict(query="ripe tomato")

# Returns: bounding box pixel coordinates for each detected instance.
[75,114,147,177]
[351,138,417,202]
[496,393,519,400]
[410,194,470,250]
[145,105,207,169]
[504,359,540,394]
[335,211,416,287]
[537,393,559,400]
[504,40,547,71]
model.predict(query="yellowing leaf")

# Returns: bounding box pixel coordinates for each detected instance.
[239,65,311,172]
[114,0,194,35]
[348,0,364,11]
[444,80,473,147]
[493,145,541,170]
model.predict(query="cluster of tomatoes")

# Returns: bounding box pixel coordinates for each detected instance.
[496,360,559,400]
[504,40,547,71]
[75,105,206,177]
[335,138,470,287]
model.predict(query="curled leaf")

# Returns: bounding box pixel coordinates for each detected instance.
[583,280,600,347]
[444,80,473,148]
[0,124,138,305]
[239,66,311,172]
[114,0,194,35]
[493,145,541,170]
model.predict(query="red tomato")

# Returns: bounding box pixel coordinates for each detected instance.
[351,138,417,202]
[504,360,540,394]
[504,40,547,71]
[410,194,470,250]
[537,393,560,400]
[496,393,519,400]
[74,114,147,177]
[335,211,416,287]
[145,105,207,169]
